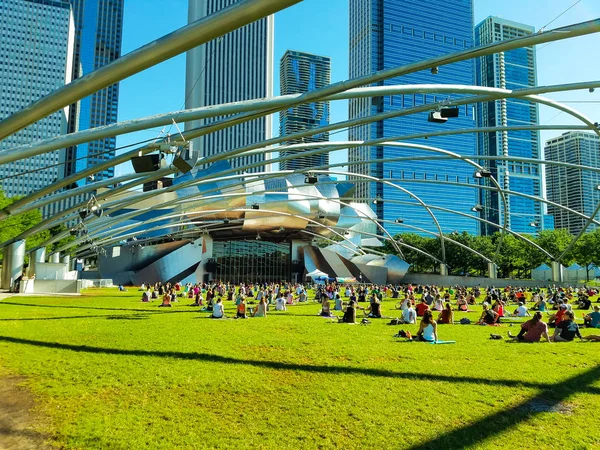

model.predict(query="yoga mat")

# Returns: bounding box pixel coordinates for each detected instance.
[428,340,456,344]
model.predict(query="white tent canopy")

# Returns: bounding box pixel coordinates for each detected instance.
[306,269,328,279]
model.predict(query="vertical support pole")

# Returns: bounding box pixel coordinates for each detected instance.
[28,248,46,278]
[551,261,563,283]
[1,240,26,291]
[488,262,498,279]
[439,263,448,276]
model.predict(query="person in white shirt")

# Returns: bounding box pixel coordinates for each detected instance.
[275,296,287,311]
[513,302,530,317]
[402,304,416,324]
[211,298,225,318]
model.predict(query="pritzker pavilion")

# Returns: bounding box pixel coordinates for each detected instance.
[1,0,600,291]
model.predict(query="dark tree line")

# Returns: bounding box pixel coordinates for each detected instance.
[383,229,600,280]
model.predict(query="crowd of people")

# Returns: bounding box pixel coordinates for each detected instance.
[136,280,600,343]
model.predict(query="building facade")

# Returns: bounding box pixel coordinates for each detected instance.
[185,0,274,173]
[64,0,124,184]
[545,132,600,235]
[475,16,546,235]
[0,0,75,198]
[348,0,478,236]
[279,50,330,171]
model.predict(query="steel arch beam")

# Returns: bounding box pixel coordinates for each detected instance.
[0,0,302,140]
[3,80,598,220]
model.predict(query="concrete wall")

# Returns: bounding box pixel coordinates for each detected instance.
[402,273,585,288]
[20,280,82,294]
[81,279,114,288]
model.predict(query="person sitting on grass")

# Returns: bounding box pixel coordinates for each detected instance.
[334,294,343,311]
[415,298,429,317]
[492,299,505,317]
[578,295,592,310]
[365,297,382,318]
[141,289,150,302]
[531,295,547,312]
[253,297,268,318]
[456,295,469,312]
[584,305,600,328]
[512,302,530,317]
[191,290,204,307]
[159,292,172,307]
[276,295,287,311]
[342,299,358,324]
[477,304,499,325]
[548,304,567,328]
[508,312,550,342]
[437,302,454,324]
[236,296,247,318]
[432,294,444,312]
[415,310,438,342]
[402,302,416,324]
[211,298,225,319]
[550,311,582,342]
[320,297,335,317]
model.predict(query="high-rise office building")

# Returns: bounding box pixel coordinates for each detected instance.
[348,0,478,235]
[279,50,330,171]
[0,0,75,198]
[475,16,545,235]
[185,0,274,173]
[64,0,124,184]
[545,131,600,235]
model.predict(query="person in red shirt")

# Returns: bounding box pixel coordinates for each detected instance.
[508,312,550,342]
[415,298,429,317]
[548,304,567,327]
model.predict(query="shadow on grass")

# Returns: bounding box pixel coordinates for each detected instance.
[0,314,153,322]
[0,335,590,396]
[406,364,600,450]
[0,301,199,314]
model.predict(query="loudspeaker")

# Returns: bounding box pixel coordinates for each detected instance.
[428,111,448,123]
[440,107,460,118]
[172,156,196,174]
[131,154,161,173]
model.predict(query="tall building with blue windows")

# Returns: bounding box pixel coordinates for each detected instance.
[64,0,124,184]
[475,16,548,235]
[279,50,331,171]
[0,0,75,198]
[349,0,478,236]
[185,0,274,173]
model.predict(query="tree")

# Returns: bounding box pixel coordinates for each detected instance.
[572,228,600,281]
[535,229,576,266]
[385,233,438,273]
[0,189,48,261]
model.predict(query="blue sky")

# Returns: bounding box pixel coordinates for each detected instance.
[115,0,600,176]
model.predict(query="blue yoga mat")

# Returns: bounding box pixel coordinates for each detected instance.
[429,340,456,344]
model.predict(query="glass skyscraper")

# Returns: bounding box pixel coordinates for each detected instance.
[545,132,600,235]
[348,0,478,236]
[185,0,273,173]
[64,0,124,184]
[475,16,545,235]
[0,0,74,198]
[279,50,330,171]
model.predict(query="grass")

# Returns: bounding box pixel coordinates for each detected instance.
[1,288,600,449]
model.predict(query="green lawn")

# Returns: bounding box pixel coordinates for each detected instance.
[1,288,600,449]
